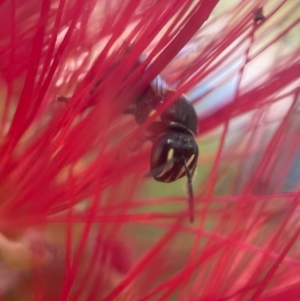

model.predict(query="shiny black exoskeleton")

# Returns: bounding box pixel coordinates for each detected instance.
[127,54,199,222]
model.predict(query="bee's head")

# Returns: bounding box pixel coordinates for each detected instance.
[150,131,198,183]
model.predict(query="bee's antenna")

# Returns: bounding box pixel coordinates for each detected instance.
[182,158,194,223]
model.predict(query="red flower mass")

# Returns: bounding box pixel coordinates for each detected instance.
[0,0,299,300]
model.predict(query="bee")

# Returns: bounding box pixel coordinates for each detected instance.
[126,53,199,222]
[57,50,199,222]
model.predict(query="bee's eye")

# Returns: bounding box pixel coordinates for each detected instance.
[150,132,198,183]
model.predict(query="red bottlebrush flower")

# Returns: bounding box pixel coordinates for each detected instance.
[0,0,300,300]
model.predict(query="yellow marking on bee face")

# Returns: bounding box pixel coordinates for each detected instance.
[187,155,195,167]
[176,155,196,180]
[164,174,174,183]
[167,148,174,161]
[155,161,174,179]
[177,166,186,179]
[149,110,162,122]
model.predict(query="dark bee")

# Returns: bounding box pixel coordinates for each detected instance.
[57,51,199,222]
[126,54,199,222]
